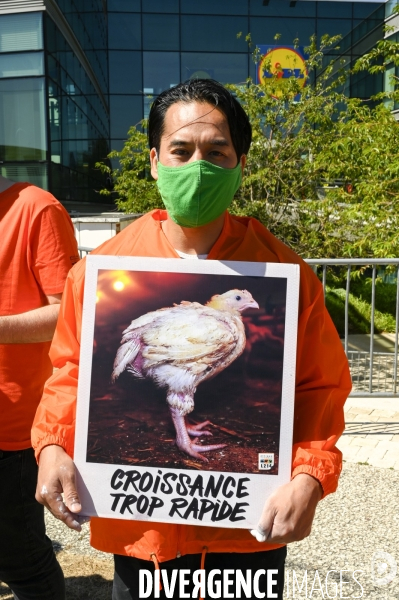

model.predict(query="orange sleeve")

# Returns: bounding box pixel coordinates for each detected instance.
[31,264,84,458]
[30,203,79,296]
[291,278,351,498]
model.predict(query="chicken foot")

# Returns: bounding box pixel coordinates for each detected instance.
[186,421,212,437]
[170,408,226,462]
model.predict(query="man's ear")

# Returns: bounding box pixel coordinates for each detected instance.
[240,154,247,176]
[150,147,158,180]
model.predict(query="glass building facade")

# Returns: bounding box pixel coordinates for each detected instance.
[0,1,388,208]
[0,12,47,188]
[0,1,109,206]
[107,1,386,161]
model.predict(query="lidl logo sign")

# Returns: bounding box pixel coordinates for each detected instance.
[256,45,307,99]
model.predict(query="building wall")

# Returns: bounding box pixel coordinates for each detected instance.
[0,11,47,188]
[0,0,110,206]
[44,1,110,204]
[107,0,385,157]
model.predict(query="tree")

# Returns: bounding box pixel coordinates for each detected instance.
[96,32,399,258]
[96,123,160,214]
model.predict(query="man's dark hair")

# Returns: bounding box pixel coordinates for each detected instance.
[148,79,252,160]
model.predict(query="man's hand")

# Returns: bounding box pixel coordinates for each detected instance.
[36,444,89,532]
[250,473,323,544]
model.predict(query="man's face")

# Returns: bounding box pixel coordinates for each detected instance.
[150,101,246,179]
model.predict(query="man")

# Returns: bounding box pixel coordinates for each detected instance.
[32,80,351,599]
[0,176,79,599]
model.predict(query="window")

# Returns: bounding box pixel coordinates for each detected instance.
[0,78,46,161]
[250,16,316,47]
[142,0,179,13]
[317,3,351,18]
[110,95,143,138]
[109,139,127,169]
[1,163,48,190]
[143,52,180,97]
[384,63,395,110]
[0,52,44,78]
[109,51,142,94]
[353,3,384,19]
[108,13,141,50]
[352,18,383,45]
[386,0,398,18]
[181,53,248,85]
[0,12,43,52]
[180,0,248,15]
[143,14,179,51]
[107,0,141,12]
[317,18,353,40]
[181,16,248,52]
[250,1,316,17]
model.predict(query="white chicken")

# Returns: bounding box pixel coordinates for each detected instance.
[112,289,259,461]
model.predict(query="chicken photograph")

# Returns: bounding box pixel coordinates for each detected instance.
[86,269,286,474]
[111,290,259,461]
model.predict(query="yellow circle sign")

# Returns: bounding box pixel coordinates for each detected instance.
[257,46,307,99]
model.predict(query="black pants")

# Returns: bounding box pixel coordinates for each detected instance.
[0,448,65,600]
[113,546,286,600]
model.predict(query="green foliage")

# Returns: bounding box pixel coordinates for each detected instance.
[349,277,398,317]
[96,122,162,213]
[321,271,397,335]
[325,286,396,335]
[96,34,399,258]
[229,34,399,258]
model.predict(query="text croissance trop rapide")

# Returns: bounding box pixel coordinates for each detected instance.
[109,468,251,522]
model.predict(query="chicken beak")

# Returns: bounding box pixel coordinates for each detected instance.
[244,300,259,310]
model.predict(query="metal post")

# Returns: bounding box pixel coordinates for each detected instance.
[394,265,399,394]
[369,266,376,394]
[344,265,351,356]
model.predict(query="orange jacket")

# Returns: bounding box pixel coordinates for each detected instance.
[32,210,351,561]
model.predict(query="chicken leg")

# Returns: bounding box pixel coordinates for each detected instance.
[169,407,226,462]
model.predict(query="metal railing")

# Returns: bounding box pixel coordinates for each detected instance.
[305,259,399,397]
[78,246,399,397]
[78,246,92,258]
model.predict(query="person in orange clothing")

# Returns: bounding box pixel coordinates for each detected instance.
[32,80,351,600]
[0,176,79,599]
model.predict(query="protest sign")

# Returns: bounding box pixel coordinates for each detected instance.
[74,256,299,529]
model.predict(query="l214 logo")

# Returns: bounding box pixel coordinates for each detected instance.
[258,453,274,470]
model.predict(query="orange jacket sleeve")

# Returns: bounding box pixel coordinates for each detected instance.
[32,262,84,458]
[291,277,351,498]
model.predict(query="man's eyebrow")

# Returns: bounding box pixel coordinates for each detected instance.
[209,138,229,147]
[168,138,230,147]
[168,140,189,147]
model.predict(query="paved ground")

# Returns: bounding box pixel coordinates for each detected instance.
[285,461,399,599]
[337,396,399,469]
[345,333,397,353]
[342,335,399,395]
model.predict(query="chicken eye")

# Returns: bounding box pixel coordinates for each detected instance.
[235,295,241,301]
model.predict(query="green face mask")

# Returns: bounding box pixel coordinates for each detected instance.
[156,160,242,228]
